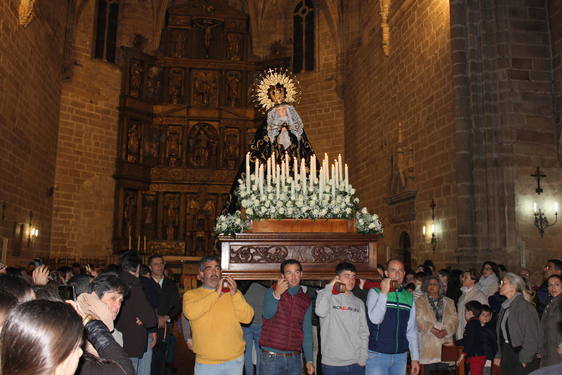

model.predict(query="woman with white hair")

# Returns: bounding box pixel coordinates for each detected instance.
[493,272,540,374]
[416,275,458,372]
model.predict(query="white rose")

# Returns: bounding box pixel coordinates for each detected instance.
[368,223,375,229]
[361,207,368,214]
[350,188,356,195]
[246,208,254,215]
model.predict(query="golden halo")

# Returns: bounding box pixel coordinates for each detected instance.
[251,68,301,112]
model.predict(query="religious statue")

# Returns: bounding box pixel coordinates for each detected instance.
[193,18,221,58]
[188,124,217,168]
[129,62,143,98]
[223,129,240,169]
[172,31,186,58]
[226,33,241,60]
[165,197,179,241]
[222,68,315,213]
[194,76,213,106]
[226,72,240,106]
[145,66,161,102]
[166,129,181,167]
[168,69,184,104]
[127,122,140,163]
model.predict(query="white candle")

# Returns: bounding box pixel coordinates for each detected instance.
[259,165,264,194]
[300,158,306,191]
[555,202,559,214]
[267,157,271,187]
[293,157,298,177]
[291,178,295,199]
[311,154,316,183]
[331,167,336,198]
[245,153,250,190]
[344,164,349,192]
[334,160,339,187]
[533,202,537,213]
[338,154,343,184]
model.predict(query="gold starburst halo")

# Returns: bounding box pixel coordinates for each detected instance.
[251,68,301,113]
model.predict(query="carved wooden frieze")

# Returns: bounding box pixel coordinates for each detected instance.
[142,124,160,167]
[192,70,218,107]
[147,240,186,255]
[163,193,180,240]
[229,245,369,264]
[231,246,289,263]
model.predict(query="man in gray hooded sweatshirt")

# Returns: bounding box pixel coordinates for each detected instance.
[315,262,369,374]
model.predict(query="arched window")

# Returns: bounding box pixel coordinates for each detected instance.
[94,0,120,63]
[293,0,315,73]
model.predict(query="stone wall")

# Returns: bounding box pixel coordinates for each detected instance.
[51,1,121,258]
[451,0,562,278]
[343,0,456,267]
[0,0,67,263]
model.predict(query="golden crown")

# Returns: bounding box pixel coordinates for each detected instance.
[251,68,301,112]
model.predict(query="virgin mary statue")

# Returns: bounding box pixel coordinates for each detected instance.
[222,69,315,213]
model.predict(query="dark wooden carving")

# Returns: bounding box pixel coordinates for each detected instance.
[114,1,289,255]
[220,233,379,280]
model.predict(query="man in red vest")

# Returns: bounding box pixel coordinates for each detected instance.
[259,259,315,375]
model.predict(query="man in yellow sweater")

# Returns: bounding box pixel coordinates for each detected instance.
[184,255,254,375]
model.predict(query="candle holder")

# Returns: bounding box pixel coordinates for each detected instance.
[534,206,558,238]
[422,199,438,251]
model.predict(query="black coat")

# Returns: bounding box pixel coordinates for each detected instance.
[156,277,181,323]
[78,320,135,375]
[115,271,157,358]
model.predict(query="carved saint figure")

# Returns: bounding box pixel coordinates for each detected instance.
[127,122,140,163]
[172,31,186,58]
[194,77,213,106]
[145,66,161,102]
[167,130,181,167]
[165,198,179,241]
[129,62,143,98]
[223,130,240,169]
[189,125,216,168]
[226,33,241,60]
[226,73,240,106]
[168,69,184,104]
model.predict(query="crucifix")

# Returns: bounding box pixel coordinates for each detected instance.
[531,166,546,195]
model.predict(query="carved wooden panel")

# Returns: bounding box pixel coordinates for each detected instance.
[191,70,218,107]
[230,245,369,264]
[129,60,144,98]
[142,124,160,167]
[165,126,183,167]
[225,71,242,106]
[219,233,379,280]
[221,127,240,169]
[168,68,185,104]
[115,1,286,255]
[187,123,218,168]
[125,119,142,163]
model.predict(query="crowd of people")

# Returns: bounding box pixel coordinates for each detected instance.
[0,254,560,375]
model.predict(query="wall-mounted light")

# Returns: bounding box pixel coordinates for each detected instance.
[422,199,438,251]
[531,167,558,238]
[533,201,558,238]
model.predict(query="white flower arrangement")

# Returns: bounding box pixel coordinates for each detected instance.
[214,210,249,236]
[235,174,360,220]
[355,207,383,234]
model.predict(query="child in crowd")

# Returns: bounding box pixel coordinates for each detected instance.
[456,301,496,375]
[478,305,497,374]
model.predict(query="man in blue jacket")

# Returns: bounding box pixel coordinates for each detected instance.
[365,259,419,375]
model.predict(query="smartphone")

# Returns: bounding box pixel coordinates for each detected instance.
[221,279,230,293]
[331,281,347,295]
[58,285,76,301]
[32,258,43,267]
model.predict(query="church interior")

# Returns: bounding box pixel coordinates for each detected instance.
[1,0,562,285]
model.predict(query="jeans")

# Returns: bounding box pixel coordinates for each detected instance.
[243,322,262,375]
[130,336,153,375]
[259,351,303,375]
[322,363,366,375]
[194,355,244,375]
[365,351,407,375]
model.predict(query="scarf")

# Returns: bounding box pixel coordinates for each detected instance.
[500,292,521,343]
[428,295,444,322]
